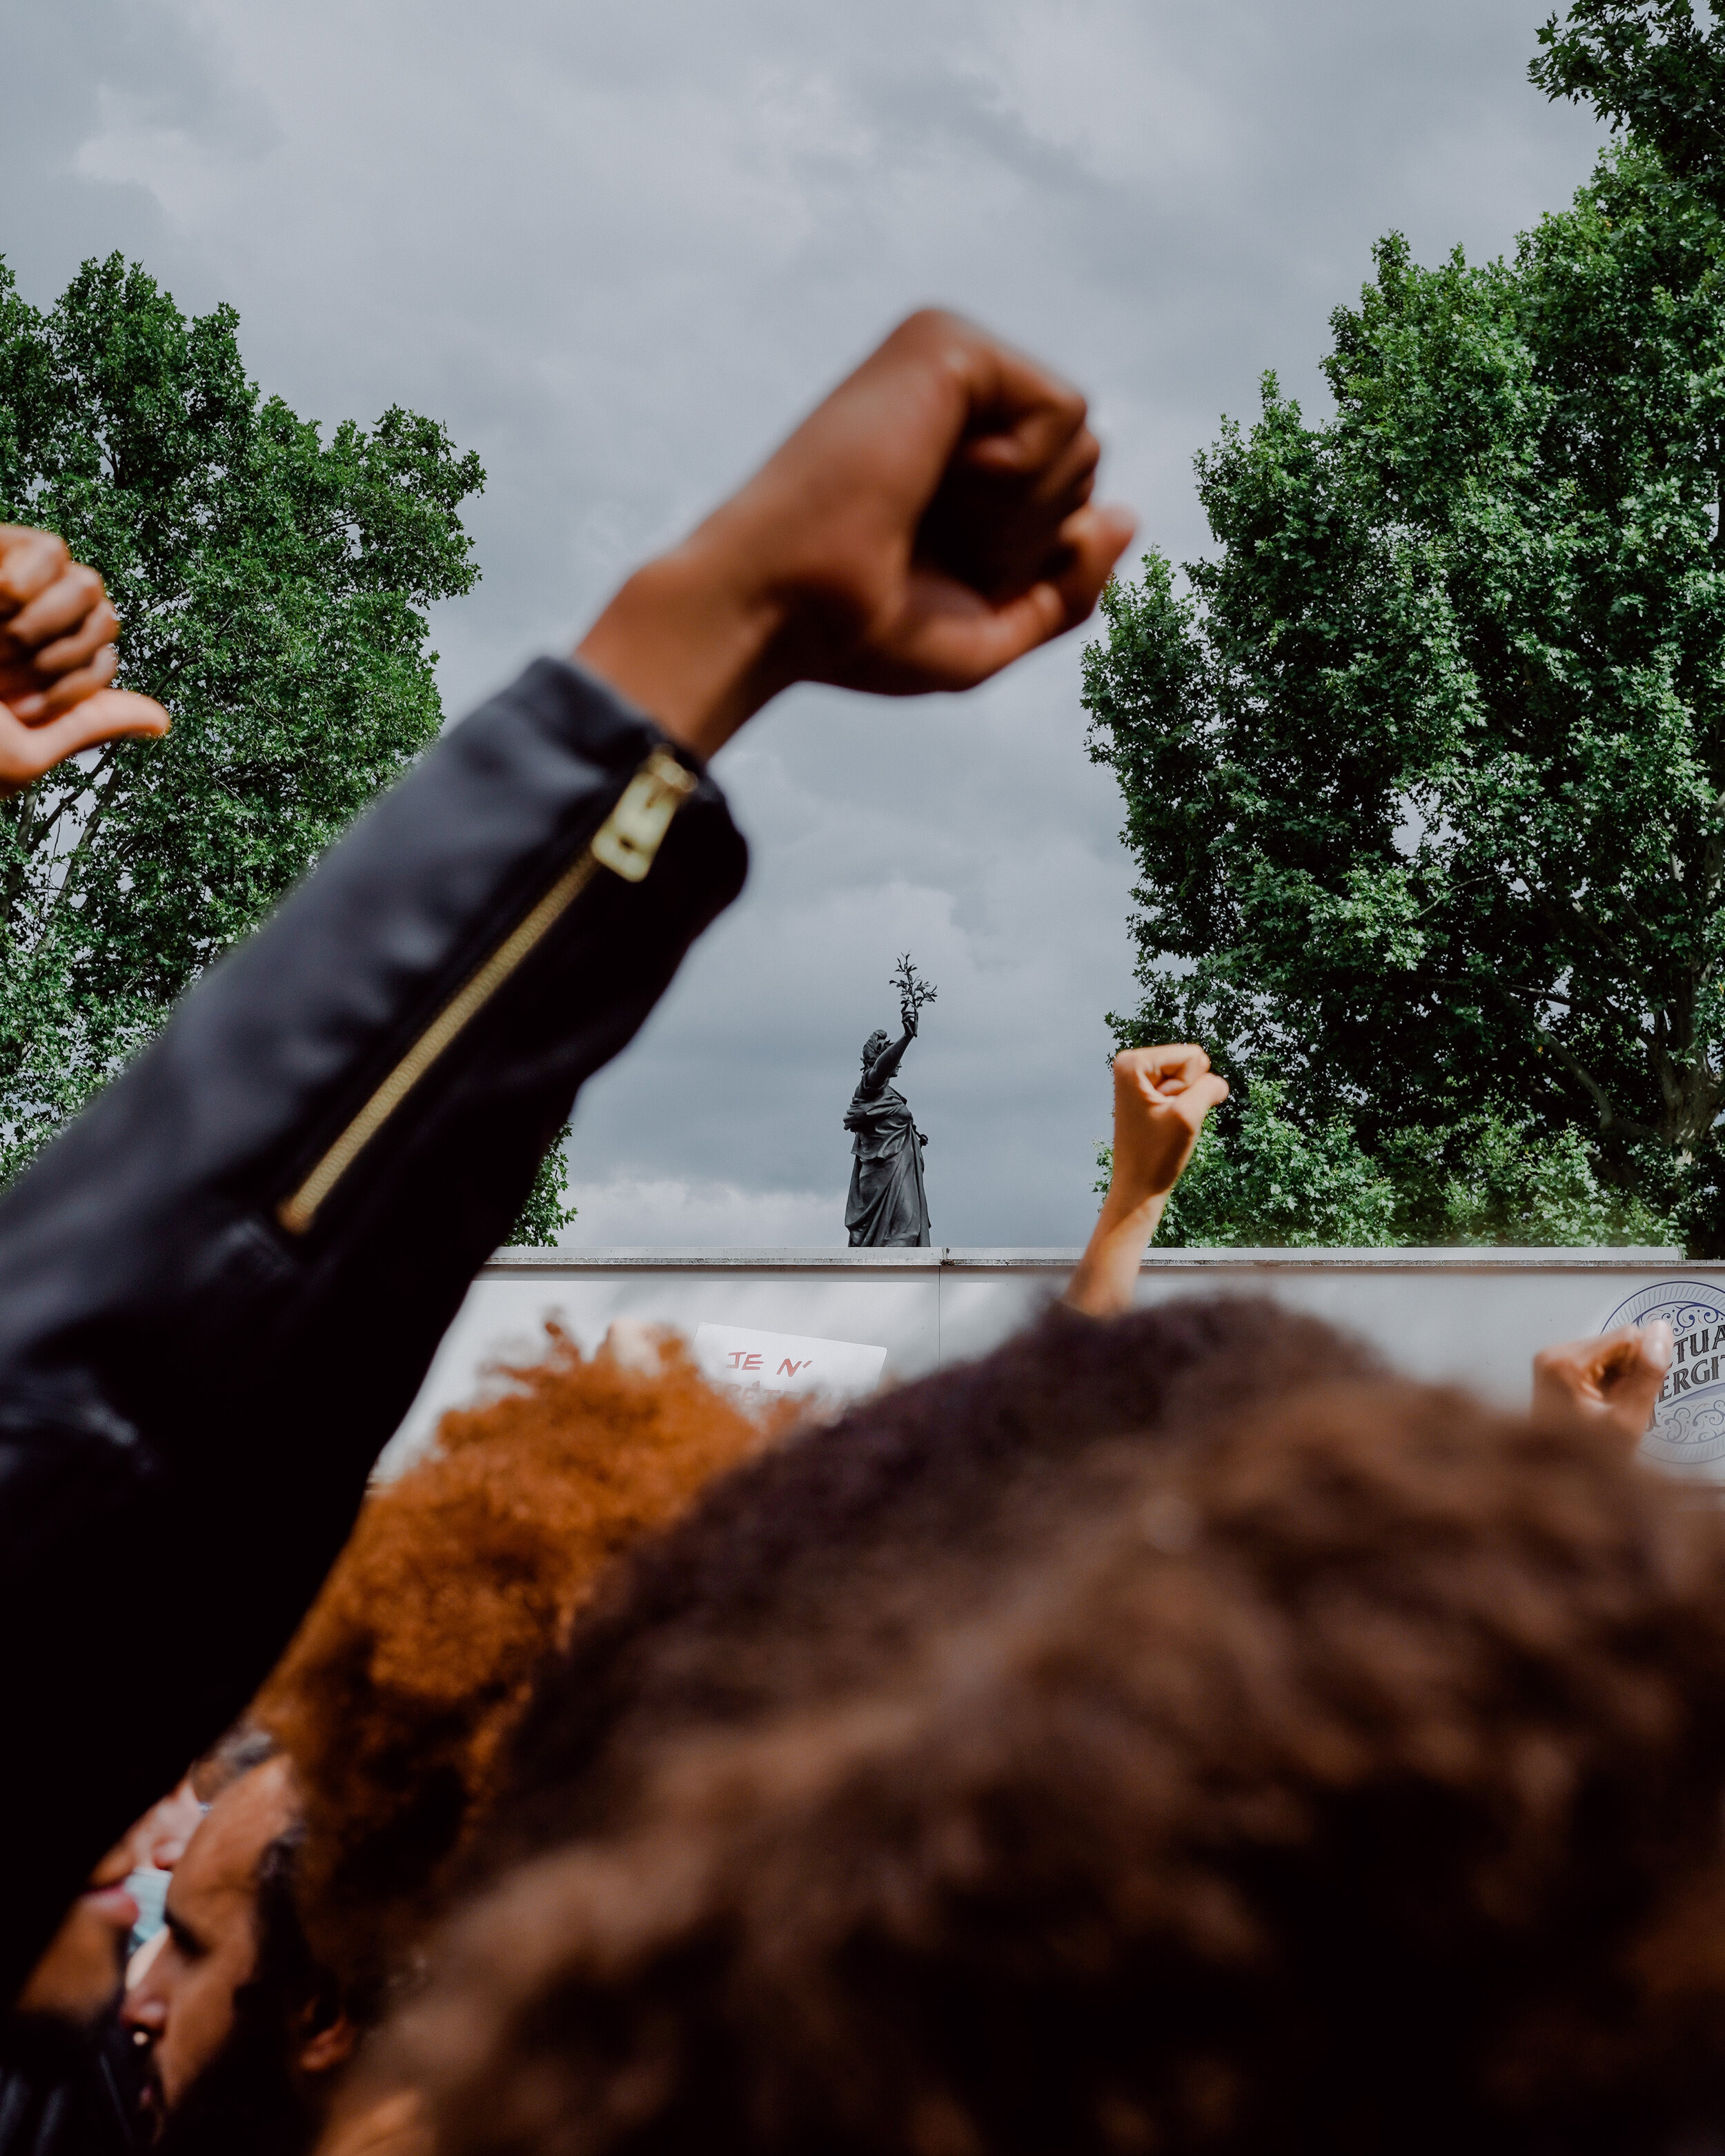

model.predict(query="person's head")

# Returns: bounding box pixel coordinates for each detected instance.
[254,1325,780,2026]
[480,1298,1359,1870]
[351,1360,1725,2156]
[862,1029,890,1064]
[14,1832,141,2028]
[124,1753,351,2153]
[13,1778,206,2028]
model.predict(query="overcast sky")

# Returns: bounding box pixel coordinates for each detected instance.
[6,0,1608,1245]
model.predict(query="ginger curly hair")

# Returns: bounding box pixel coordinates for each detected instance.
[358,1325,1725,2156]
[255,1327,780,2019]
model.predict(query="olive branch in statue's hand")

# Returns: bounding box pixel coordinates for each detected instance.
[891,954,937,1037]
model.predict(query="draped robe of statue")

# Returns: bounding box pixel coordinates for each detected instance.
[844,1025,931,1247]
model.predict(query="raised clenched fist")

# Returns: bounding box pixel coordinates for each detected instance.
[0,525,168,796]
[1064,1046,1232,1320]
[577,310,1136,758]
[1105,1045,1232,1212]
[1532,1321,1673,1449]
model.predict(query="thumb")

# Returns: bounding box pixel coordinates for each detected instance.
[0,689,168,794]
[1176,1073,1231,1129]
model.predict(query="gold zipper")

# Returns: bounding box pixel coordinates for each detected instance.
[277,747,699,1236]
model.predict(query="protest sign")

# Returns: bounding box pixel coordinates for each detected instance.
[694,1322,886,1401]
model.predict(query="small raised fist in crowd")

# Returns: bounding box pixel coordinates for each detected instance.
[0,525,168,795]
[1532,1320,1674,1448]
[1065,1045,1231,1319]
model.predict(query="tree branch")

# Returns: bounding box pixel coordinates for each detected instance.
[1532,1020,1658,1140]
[1421,967,1662,1141]
[28,746,130,940]
[1530,883,1639,973]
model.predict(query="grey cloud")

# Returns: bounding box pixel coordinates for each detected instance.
[9,0,1609,1243]
[0,0,255,301]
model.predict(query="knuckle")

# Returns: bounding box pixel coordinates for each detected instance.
[895,308,966,368]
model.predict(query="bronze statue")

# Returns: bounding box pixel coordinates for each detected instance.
[845,957,935,1247]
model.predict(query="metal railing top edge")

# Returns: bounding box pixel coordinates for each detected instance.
[480,1245,1697,1275]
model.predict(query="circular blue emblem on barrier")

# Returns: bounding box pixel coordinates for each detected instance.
[1600,1279,1725,1467]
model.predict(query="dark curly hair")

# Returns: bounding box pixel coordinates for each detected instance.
[356,1352,1725,2156]
[477,1296,1362,1870]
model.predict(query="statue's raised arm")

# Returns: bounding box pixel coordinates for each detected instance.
[844,972,935,1246]
[861,1012,916,1093]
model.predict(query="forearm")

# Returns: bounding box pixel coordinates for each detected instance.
[0,297,1133,1994]
[575,531,788,762]
[874,1035,911,1085]
[0,658,747,1997]
[1063,1187,1166,1320]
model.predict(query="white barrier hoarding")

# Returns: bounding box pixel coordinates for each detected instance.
[379,1247,1721,1483]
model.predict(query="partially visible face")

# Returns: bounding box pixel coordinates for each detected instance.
[123,1757,297,2133]
[14,1832,139,2026]
[15,1776,213,2028]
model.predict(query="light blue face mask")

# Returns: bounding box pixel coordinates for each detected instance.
[125,1797,210,1957]
[126,1866,170,1955]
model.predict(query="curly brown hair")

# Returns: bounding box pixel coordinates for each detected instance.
[357,1347,1725,2156]
[254,1328,780,2019]
[478,1297,1368,1866]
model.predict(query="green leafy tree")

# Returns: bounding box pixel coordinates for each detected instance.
[0,252,572,1243]
[1094,1091,1669,1247]
[1083,21,1725,1251]
[1532,1,1725,208]
[509,1142,578,1247]
[1095,1080,1400,1247]
[1399,1109,1675,1244]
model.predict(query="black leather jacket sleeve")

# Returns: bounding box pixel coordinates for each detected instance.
[0,657,748,1999]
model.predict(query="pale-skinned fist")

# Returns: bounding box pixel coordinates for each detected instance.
[1105,1045,1231,1213]
[1532,1321,1673,1449]
[0,525,168,797]
[1063,1045,1230,1321]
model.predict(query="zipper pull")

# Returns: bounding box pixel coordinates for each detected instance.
[591,748,699,882]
